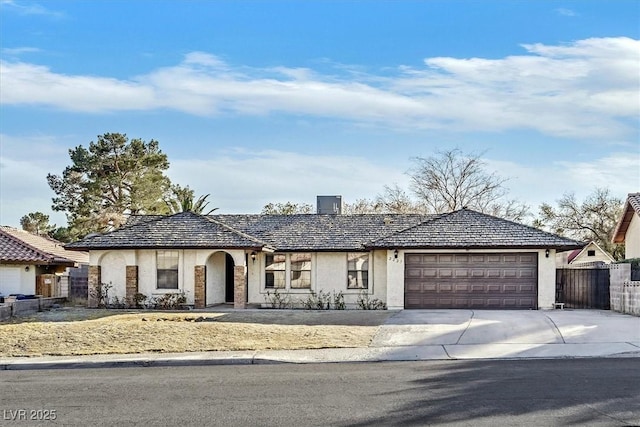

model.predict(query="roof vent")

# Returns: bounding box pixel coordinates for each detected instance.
[383,217,392,225]
[317,195,343,215]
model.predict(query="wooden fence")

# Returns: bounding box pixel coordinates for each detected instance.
[556,268,610,309]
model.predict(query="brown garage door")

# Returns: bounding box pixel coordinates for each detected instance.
[405,253,538,309]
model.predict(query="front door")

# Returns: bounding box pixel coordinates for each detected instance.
[225,253,235,303]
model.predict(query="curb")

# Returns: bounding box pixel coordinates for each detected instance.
[3,344,640,370]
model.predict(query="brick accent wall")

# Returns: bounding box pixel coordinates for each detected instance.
[126,266,138,303]
[88,265,101,308]
[234,265,246,309]
[194,265,206,309]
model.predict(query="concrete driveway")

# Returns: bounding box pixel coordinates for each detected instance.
[370,309,640,360]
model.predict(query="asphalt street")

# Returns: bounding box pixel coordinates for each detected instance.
[1,358,639,426]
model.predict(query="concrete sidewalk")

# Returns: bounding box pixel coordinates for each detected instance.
[2,309,639,370]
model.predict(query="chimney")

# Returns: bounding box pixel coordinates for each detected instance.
[317,195,343,215]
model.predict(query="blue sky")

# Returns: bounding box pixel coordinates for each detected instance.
[1,0,639,228]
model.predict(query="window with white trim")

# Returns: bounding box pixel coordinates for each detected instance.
[265,253,286,289]
[347,252,369,289]
[265,253,312,290]
[290,253,311,289]
[157,250,179,289]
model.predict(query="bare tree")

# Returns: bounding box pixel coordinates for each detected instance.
[535,188,624,259]
[409,148,528,220]
[343,185,426,214]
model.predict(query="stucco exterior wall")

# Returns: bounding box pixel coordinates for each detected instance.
[89,247,558,309]
[385,248,555,310]
[537,249,557,309]
[92,249,246,305]
[626,214,640,259]
[247,251,386,308]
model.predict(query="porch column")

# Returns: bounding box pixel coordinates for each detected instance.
[234,265,246,309]
[88,265,101,308]
[125,266,138,303]
[194,265,206,309]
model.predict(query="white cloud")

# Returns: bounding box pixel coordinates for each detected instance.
[485,151,640,209]
[0,134,70,227]
[555,8,578,17]
[1,0,65,18]
[1,46,41,56]
[0,37,638,140]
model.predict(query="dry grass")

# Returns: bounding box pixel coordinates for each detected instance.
[0,309,391,357]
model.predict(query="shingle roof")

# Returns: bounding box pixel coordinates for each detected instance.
[0,226,88,265]
[218,214,435,251]
[65,209,584,252]
[65,211,270,250]
[612,192,640,243]
[366,209,585,250]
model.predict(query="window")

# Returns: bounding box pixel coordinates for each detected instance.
[587,250,596,257]
[157,250,178,289]
[265,253,312,289]
[347,252,369,289]
[265,253,286,289]
[290,253,311,289]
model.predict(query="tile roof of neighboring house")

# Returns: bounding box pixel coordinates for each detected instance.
[0,226,88,265]
[366,209,585,249]
[65,209,584,252]
[566,248,582,264]
[65,211,271,250]
[612,192,640,243]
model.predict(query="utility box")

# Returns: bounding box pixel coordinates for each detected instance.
[317,195,343,215]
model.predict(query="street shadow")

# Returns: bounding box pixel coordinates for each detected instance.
[342,359,640,426]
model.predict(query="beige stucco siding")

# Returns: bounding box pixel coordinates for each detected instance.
[92,249,247,305]
[89,247,558,309]
[626,214,640,259]
[247,251,386,308]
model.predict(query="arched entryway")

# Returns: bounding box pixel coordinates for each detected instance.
[205,251,236,306]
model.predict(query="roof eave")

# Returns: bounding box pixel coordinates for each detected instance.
[612,202,635,243]
[365,243,586,250]
[64,244,267,251]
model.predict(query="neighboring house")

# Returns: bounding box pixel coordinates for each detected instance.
[612,192,640,259]
[556,241,615,267]
[66,208,584,310]
[0,227,89,297]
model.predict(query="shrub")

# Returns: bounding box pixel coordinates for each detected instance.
[332,291,346,310]
[263,289,292,309]
[152,292,187,310]
[89,282,113,308]
[356,291,387,310]
[301,290,331,310]
[128,292,148,309]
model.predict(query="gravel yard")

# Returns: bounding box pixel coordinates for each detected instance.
[0,308,392,357]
